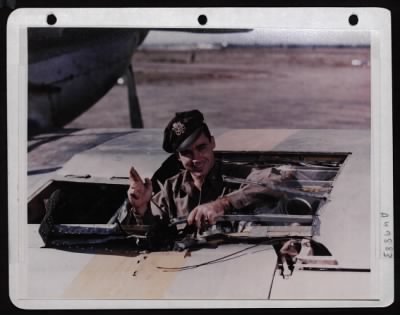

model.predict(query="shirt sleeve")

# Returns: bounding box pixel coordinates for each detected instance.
[115,185,170,225]
[150,183,171,219]
[224,167,286,210]
[141,177,181,224]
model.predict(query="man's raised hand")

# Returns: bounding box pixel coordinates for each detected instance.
[127,167,153,215]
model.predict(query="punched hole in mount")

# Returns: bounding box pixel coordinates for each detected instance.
[198,14,207,26]
[47,14,57,26]
[349,14,358,26]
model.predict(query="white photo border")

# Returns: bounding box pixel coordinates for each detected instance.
[7,7,393,309]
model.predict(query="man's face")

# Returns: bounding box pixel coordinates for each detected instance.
[178,133,216,179]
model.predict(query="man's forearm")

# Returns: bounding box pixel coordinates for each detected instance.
[218,196,233,213]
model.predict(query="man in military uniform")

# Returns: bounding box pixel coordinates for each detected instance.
[39,109,315,256]
[120,109,306,229]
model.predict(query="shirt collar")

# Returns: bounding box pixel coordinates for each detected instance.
[180,160,223,195]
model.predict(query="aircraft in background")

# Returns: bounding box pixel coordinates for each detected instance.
[28,28,148,135]
[28,28,252,136]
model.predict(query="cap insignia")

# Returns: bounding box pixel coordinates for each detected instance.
[172,122,186,136]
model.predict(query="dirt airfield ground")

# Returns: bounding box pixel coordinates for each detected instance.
[66,46,371,130]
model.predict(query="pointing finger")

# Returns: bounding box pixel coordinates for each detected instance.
[129,167,143,184]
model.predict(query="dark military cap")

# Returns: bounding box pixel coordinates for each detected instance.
[163,110,206,153]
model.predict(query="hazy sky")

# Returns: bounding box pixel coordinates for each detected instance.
[142,29,370,47]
